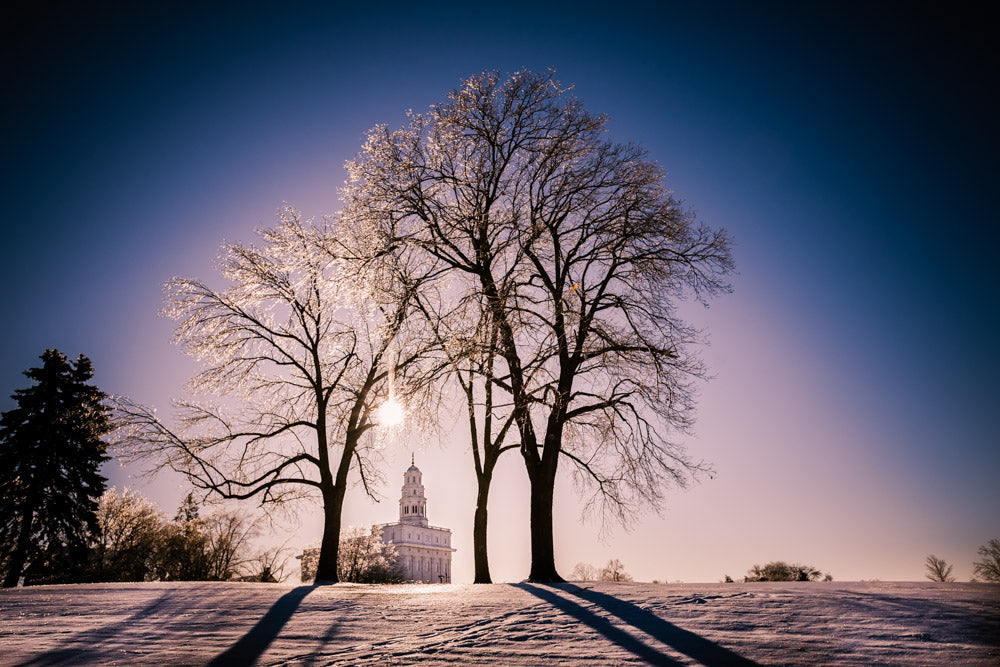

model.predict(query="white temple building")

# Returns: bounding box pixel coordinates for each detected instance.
[376,457,455,583]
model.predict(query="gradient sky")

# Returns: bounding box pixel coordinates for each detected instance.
[2,2,997,583]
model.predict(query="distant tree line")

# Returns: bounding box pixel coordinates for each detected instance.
[93,489,286,583]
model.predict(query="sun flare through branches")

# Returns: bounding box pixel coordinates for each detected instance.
[376,397,405,427]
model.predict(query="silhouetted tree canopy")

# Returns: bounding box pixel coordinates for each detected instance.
[973,539,1000,583]
[113,208,431,583]
[345,69,733,582]
[925,554,955,582]
[0,349,111,587]
[599,558,634,582]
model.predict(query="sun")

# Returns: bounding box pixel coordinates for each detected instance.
[377,398,405,427]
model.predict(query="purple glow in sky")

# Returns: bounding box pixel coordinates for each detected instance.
[1,2,996,583]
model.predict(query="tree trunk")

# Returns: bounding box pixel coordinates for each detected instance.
[472,472,493,584]
[527,466,563,583]
[3,503,35,588]
[314,483,346,583]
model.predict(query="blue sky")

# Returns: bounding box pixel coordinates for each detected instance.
[2,1,996,582]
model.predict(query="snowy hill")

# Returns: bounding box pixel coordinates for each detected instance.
[1,581,997,665]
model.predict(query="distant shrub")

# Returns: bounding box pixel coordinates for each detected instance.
[744,561,829,582]
[599,558,633,582]
[925,554,955,582]
[336,527,405,584]
[300,527,404,584]
[723,574,734,583]
[973,539,1000,583]
[570,562,599,581]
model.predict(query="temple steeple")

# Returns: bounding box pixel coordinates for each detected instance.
[399,457,428,527]
[375,459,455,582]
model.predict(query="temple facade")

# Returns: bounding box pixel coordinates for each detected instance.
[375,458,455,583]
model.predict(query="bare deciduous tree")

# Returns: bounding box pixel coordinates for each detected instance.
[94,487,266,582]
[972,539,1000,583]
[200,510,258,581]
[345,69,733,581]
[93,487,164,582]
[239,544,292,583]
[925,554,955,582]
[114,207,423,582]
[409,290,519,583]
[570,561,598,581]
[599,558,633,582]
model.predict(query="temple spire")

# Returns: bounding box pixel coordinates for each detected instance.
[400,458,427,526]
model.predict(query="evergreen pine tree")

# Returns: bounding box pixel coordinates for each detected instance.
[0,349,111,587]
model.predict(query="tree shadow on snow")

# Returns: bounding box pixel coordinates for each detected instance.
[515,583,758,666]
[208,585,317,666]
[16,591,174,666]
[302,617,341,666]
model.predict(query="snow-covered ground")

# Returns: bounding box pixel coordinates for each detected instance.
[1,581,997,665]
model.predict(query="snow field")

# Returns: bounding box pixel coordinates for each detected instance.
[1,581,997,665]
